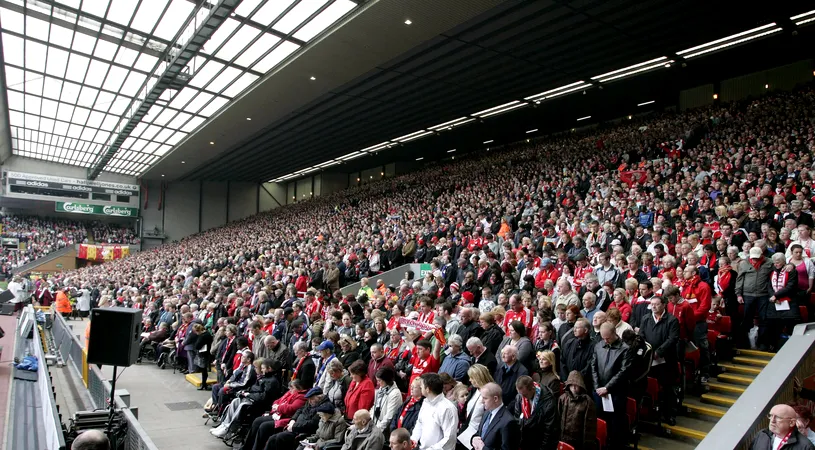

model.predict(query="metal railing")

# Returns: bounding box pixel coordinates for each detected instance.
[698,324,815,449]
[51,310,159,450]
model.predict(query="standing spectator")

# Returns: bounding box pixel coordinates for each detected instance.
[478,313,504,356]
[766,253,800,351]
[438,334,471,382]
[591,322,632,448]
[560,318,594,390]
[514,375,559,450]
[390,378,424,435]
[680,265,712,382]
[467,337,498,375]
[411,373,459,450]
[558,370,597,450]
[736,247,773,350]
[371,367,402,437]
[638,296,679,425]
[493,345,528,406]
[471,382,519,450]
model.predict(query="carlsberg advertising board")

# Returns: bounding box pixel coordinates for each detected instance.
[56,202,138,217]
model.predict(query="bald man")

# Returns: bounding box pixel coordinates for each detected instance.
[751,404,815,450]
[72,430,110,450]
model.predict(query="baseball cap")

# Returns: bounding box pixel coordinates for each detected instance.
[749,247,763,259]
[315,340,334,351]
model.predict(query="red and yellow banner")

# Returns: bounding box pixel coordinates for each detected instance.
[77,244,130,261]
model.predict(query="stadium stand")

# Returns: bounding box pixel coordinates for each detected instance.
[32,84,815,449]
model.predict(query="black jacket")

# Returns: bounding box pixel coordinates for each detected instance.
[560,336,594,392]
[481,325,504,356]
[591,339,632,395]
[513,385,559,450]
[194,331,213,367]
[389,397,424,433]
[245,373,282,412]
[473,350,498,375]
[494,363,529,406]
[292,397,331,435]
[295,356,317,390]
[751,428,815,450]
[638,312,680,362]
[462,321,483,342]
[766,267,801,321]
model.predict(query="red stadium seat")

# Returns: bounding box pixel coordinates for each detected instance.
[800,306,808,322]
[627,397,637,428]
[558,442,575,450]
[707,329,720,353]
[718,316,732,335]
[596,418,607,450]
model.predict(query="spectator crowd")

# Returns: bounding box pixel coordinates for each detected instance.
[40,84,815,450]
[0,215,138,276]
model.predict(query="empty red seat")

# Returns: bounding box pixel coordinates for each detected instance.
[707,329,720,353]
[597,418,607,449]
[558,442,575,450]
[800,306,808,322]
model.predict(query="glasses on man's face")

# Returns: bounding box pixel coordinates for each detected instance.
[767,414,793,422]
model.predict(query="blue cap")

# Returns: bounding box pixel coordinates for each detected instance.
[305,387,323,398]
[315,340,334,351]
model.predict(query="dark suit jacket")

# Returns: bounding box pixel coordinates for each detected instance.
[473,350,498,375]
[477,406,520,450]
[513,386,559,450]
[295,356,317,389]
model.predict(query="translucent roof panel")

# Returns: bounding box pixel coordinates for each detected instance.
[1,0,360,176]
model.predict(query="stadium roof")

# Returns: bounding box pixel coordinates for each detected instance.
[1,1,813,182]
[0,0,361,177]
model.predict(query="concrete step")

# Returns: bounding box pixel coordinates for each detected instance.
[735,348,776,359]
[718,362,762,376]
[717,372,755,385]
[732,356,769,367]
[701,392,736,407]
[683,398,728,420]
[185,372,217,388]
[636,433,698,450]
[706,381,746,395]
[661,423,708,442]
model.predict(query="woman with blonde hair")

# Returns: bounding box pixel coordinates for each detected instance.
[457,364,494,445]
[612,288,632,323]
[533,350,561,395]
[337,335,359,368]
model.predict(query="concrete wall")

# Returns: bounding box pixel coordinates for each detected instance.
[228,182,257,222]
[140,179,163,237]
[259,182,285,212]
[201,181,228,231]
[19,249,78,275]
[164,181,200,241]
[320,172,349,197]
[721,59,813,102]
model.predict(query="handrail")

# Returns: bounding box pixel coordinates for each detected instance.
[51,310,160,450]
[698,327,815,449]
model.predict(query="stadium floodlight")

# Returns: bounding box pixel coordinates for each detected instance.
[637,100,655,106]
[526,129,538,134]
[428,117,475,131]
[676,23,782,59]
[577,116,591,121]
[360,142,391,152]
[591,57,671,83]
[483,140,494,144]
[524,81,592,102]
[792,9,815,26]
[394,130,434,143]
[473,101,529,118]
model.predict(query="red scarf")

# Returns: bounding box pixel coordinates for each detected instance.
[398,397,418,428]
[750,256,764,271]
[682,275,701,299]
[520,382,540,419]
[717,266,732,291]
[291,356,306,381]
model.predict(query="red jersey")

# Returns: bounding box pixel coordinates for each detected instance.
[680,276,712,322]
[667,301,696,340]
[305,298,322,318]
[417,311,435,324]
[534,267,561,289]
[504,308,534,336]
[572,265,593,290]
[409,354,439,385]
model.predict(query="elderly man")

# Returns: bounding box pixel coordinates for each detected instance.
[638,296,680,426]
[340,409,385,450]
[472,382,519,450]
[438,334,471,382]
[736,247,774,351]
[72,429,110,450]
[467,337,498,374]
[590,311,607,344]
[581,292,599,323]
[554,279,580,308]
[560,318,594,391]
[591,323,632,449]
[389,428,413,450]
[751,404,815,450]
[494,345,529,406]
[411,373,458,450]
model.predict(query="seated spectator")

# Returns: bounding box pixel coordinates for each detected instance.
[324,359,350,413]
[295,402,347,450]
[439,334,471,382]
[239,380,308,450]
[207,350,256,414]
[389,428,413,450]
[496,321,534,373]
[558,370,596,450]
[341,409,385,450]
[71,429,110,450]
[258,386,331,450]
[210,359,282,438]
[794,404,815,447]
[344,360,375,420]
[467,337,497,375]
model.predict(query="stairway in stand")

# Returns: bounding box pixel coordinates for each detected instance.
[635,348,775,450]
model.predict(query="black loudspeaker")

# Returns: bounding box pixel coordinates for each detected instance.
[87,307,142,367]
[0,289,14,303]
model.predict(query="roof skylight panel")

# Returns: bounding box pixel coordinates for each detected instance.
[44,47,69,78]
[205,66,240,93]
[0,8,24,34]
[188,61,224,88]
[180,116,205,132]
[25,40,47,73]
[251,0,295,26]
[199,96,228,117]
[234,33,280,67]
[252,41,299,72]
[153,0,195,41]
[131,0,168,34]
[105,0,138,28]
[274,0,328,34]
[204,18,240,54]
[222,72,258,97]
[64,53,90,84]
[166,112,192,130]
[25,15,50,41]
[80,0,110,19]
[185,91,214,114]
[293,0,355,41]
[216,23,260,61]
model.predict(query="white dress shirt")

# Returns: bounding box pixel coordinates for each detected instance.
[411,394,459,450]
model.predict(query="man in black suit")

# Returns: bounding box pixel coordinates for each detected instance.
[493,345,528,406]
[472,382,519,450]
[292,341,316,389]
[466,337,497,374]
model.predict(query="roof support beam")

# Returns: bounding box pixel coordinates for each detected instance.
[87,0,241,179]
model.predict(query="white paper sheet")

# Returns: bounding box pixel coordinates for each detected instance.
[775,300,790,311]
[601,395,614,412]
[457,427,476,450]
